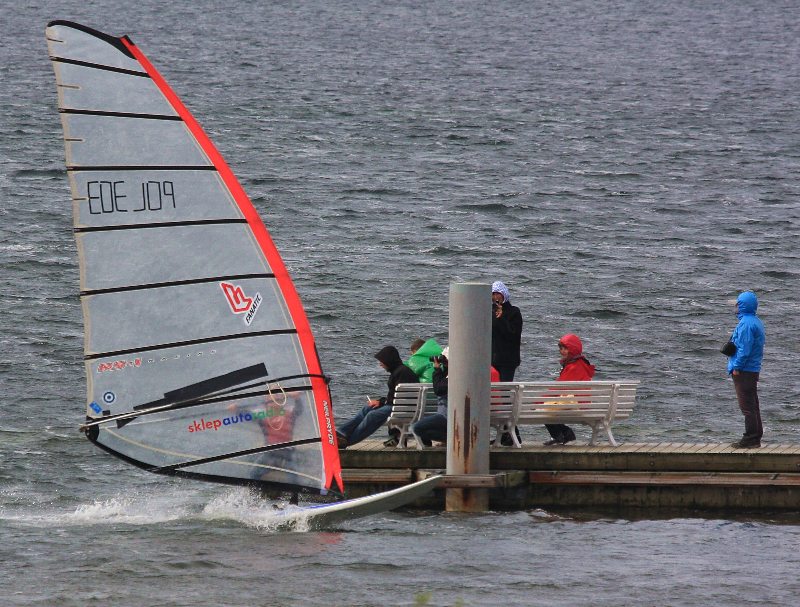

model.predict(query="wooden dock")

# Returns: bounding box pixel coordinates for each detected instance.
[339,440,800,512]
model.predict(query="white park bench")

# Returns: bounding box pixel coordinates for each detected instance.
[387,383,438,449]
[387,380,638,448]
[509,380,639,447]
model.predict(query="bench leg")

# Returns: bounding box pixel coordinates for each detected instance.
[589,423,599,446]
[511,424,522,448]
[603,420,619,447]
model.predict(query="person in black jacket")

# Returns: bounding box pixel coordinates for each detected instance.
[491,281,523,381]
[336,345,418,448]
[411,347,449,447]
[492,281,524,446]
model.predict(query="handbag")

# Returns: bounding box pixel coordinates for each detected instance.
[721,341,737,356]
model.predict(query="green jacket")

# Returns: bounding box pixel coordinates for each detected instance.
[405,338,442,383]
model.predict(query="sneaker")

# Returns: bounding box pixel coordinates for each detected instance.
[543,438,564,446]
[383,436,399,447]
[730,440,761,449]
[336,433,349,449]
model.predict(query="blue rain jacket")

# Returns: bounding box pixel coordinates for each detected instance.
[727,291,765,374]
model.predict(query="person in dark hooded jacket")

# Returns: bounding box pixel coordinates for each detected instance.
[335,345,418,448]
[544,333,596,445]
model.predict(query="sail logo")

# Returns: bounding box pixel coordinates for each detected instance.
[220,282,262,325]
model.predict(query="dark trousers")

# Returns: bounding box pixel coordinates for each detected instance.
[494,365,517,382]
[545,423,576,442]
[733,371,762,443]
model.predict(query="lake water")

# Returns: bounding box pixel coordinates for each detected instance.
[1,1,799,605]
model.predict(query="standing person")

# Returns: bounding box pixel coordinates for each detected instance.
[726,291,765,448]
[544,334,595,446]
[492,281,523,446]
[336,346,418,448]
[491,281,523,381]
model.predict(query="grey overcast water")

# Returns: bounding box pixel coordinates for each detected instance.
[2,1,800,606]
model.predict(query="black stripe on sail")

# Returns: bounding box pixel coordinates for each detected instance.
[84,329,299,361]
[81,273,275,297]
[155,437,322,473]
[50,56,147,77]
[112,363,270,429]
[75,219,247,234]
[67,165,215,172]
[162,363,269,406]
[47,20,136,59]
[60,108,182,121]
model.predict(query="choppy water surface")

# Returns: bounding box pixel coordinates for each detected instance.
[1,1,799,605]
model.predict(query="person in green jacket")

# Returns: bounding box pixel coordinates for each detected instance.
[405,337,443,383]
[383,338,443,446]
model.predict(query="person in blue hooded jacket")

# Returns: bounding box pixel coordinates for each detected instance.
[726,291,765,448]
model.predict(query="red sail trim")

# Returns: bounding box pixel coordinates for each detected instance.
[120,37,343,494]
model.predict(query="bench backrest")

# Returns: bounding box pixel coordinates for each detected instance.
[516,381,638,423]
[391,381,638,424]
[389,383,436,426]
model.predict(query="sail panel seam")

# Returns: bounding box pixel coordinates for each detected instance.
[67,165,216,172]
[156,437,322,472]
[60,108,182,121]
[75,219,247,233]
[84,329,299,361]
[50,56,148,76]
[81,273,275,296]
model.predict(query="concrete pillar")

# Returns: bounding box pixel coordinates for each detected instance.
[446,282,491,512]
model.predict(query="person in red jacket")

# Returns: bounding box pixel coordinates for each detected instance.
[544,333,596,445]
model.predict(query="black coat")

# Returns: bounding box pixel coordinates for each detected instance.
[432,366,448,397]
[491,301,523,368]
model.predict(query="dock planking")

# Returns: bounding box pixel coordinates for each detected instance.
[338,440,800,512]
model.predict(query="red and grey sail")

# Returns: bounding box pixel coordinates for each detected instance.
[46,21,343,496]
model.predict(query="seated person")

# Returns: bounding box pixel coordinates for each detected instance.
[405,337,443,383]
[543,333,595,445]
[411,350,502,448]
[383,337,444,446]
[411,347,449,447]
[336,345,418,448]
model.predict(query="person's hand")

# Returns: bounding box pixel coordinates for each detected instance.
[732,370,740,376]
[494,305,503,319]
[367,398,381,408]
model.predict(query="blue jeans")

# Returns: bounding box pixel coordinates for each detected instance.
[337,404,392,446]
[412,413,447,445]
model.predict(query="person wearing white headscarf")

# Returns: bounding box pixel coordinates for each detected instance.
[491,280,523,382]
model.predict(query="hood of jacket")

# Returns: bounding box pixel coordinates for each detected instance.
[492,281,511,303]
[411,338,442,359]
[559,333,583,360]
[375,345,403,371]
[737,291,758,318]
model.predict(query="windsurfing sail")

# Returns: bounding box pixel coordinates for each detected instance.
[45,21,343,496]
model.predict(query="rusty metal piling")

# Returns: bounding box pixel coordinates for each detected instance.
[446,282,492,512]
